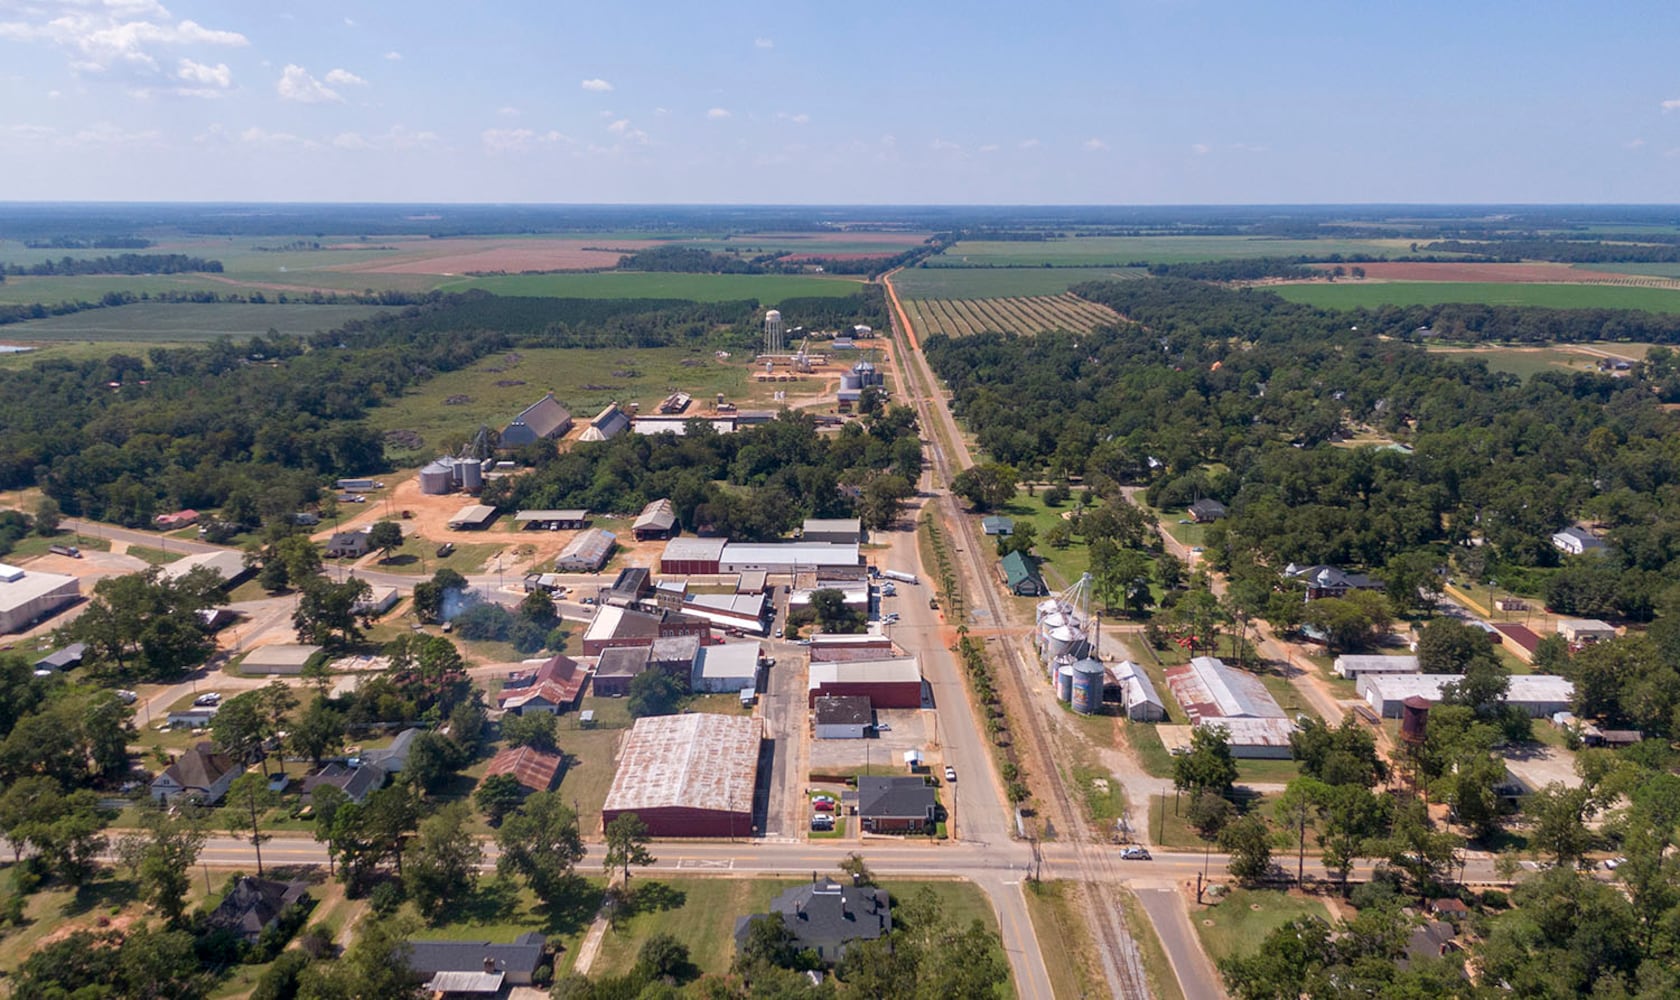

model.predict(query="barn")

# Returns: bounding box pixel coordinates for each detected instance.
[600,713,761,838]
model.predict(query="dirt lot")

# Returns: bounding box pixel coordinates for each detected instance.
[1305,261,1646,283]
[331,237,662,275]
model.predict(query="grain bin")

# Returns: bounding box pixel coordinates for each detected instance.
[1071,657,1106,715]
[1045,624,1079,659]
[459,459,483,493]
[1055,661,1075,702]
[418,459,456,495]
[840,371,864,391]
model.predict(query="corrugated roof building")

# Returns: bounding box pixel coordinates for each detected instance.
[555,528,616,572]
[1165,656,1286,722]
[601,714,760,837]
[807,656,923,708]
[500,392,573,447]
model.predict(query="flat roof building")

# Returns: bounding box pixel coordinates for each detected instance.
[660,537,728,575]
[0,564,79,634]
[1557,618,1617,645]
[808,656,923,709]
[601,713,760,837]
[692,642,762,693]
[241,643,322,676]
[801,518,863,545]
[593,645,650,698]
[681,592,770,635]
[159,549,249,587]
[1358,673,1575,718]
[814,695,872,739]
[718,542,862,575]
[581,604,708,655]
[1333,654,1422,679]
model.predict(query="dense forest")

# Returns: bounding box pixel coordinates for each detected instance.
[1,254,222,276]
[486,406,922,538]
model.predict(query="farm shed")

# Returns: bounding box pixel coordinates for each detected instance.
[579,402,630,442]
[447,504,499,531]
[514,509,589,530]
[632,499,680,540]
[600,713,761,837]
[483,745,565,792]
[499,392,573,447]
[241,643,323,676]
[660,537,727,575]
[1106,660,1166,722]
[555,528,616,572]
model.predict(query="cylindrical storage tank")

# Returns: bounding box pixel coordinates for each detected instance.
[841,372,864,390]
[460,460,483,492]
[1400,695,1430,746]
[1040,612,1068,632]
[1046,625,1078,659]
[1071,658,1106,715]
[1055,663,1075,702]
[418,461,454,495]
[1036,599,1060,624]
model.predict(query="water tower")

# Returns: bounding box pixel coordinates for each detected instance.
[764,309,784,355]
[1399,695,1430,748]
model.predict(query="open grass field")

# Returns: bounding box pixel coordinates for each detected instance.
[1579,262,1680,278]
[930,236,1416,268]
[1426,344,1602,381]
[439,270,864,302]
[891,266,1146,299]
[1272,281,1680,313]
[1022,880,1111,1000]
[1192,889,1330,965]
[0,302,388,343]
[902,294,1120,339]
[366,345,786,463]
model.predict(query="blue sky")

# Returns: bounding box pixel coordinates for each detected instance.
[2,1,1678,204]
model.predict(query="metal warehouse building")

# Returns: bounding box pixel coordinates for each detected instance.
[719,542,861,575]
[660,537,728,575]
[0,564,79,634]
[555,528,617,572]
[1359,673,1575,718]
[160,549,250,587]
[807,656,923,709]
[1333,654,1421,679]
[601,713,761,838]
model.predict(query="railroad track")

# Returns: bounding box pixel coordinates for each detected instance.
[881,271,1153,1000]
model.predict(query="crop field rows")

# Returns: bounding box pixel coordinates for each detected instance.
[903,293,1120,338]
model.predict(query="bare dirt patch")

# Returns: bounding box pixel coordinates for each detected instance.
[1307,261,1638,283]
[330,238,663,276]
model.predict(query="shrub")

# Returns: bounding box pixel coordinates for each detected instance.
[369,880,404,916]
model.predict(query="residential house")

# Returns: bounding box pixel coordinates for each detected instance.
[405,932,547,989]
[1552,526,1607,557]
[1188,498,1227,523]
[361,728,422,773]
[733,879,892,965]
[151,742,239,804]
[497,655,589,715]
[856,776,938,833]
[1285,563,1383,600]
[324,530,371,559]
[301,762,387,805]
[999,550,1047,596]
[207,876,311,945]
[980,516,1014,536]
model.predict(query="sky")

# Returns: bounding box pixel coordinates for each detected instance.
[3,0,1680,204]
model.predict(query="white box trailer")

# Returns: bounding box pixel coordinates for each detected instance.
[880,569,919,585]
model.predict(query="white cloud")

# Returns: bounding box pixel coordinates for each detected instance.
[9,120,159,147]
[343,17,356,27]
[1627,138,1648,149]
[1018,138,1040,149]
[481,127,571,153]
[324,68,366,87]
[497,106,521,117]
[930,138,960,152]
[580,78,613,92]
[277,64,342,104]
[706,107,731,119]
[0,2,248,75]
[239,126,313,147]
[1191,142,1211,155]
[1083,137,1108,151]
[333,125,439,151]
[978,143,999,153]
[754,37,774,48]
[384,50,402,61]
[1662,99,1680,112]
[606,118,649,143]
[176,57,229,88]
[775,111,809,125]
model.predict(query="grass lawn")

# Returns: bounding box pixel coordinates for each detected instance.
[1022,880,1110,1000]
[370,536,508,576]
[553,725,626,831]
[1274,281,1680,314]
[408,875,604,975]
[1192,889,1330,966]
[594,878,797,975]
[1425,344,1601,381]
[126,545,184,565]
[3,533,110,560]
[441,271,864,302]
[1116,887,1189,1000]
[1071,765,1127,826]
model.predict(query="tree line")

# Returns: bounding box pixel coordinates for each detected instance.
[2,253,222,276]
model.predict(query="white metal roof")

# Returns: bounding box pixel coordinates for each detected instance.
[515,509,589,521]
[720,541,861,567]
[1109,660,1165,710]
[448,504,498,525]
[696,642,761,680]
[1167,656,1284,721]
[242,643,322,668]
[1333,654,1421,677]
[808,656,922,690]
[1360,673,1575,705]
[661,537,728,562]
[0,567,76,612]
[160,549,247,584]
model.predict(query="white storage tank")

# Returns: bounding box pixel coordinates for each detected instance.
[418,459,456,495]
[460,460,483,492]
[1045,624,1079,658]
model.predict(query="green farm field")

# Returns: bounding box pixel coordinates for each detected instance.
[367,345,788,461]
[903,294,1119,339]
[0,301,389,342]
[891,265,1145,299]
[440,270,864,302]
[1273,281,1680,313]
[1573,261,1680,278]
[930,235,1416,268]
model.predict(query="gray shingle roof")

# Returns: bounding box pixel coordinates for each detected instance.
[733,880,892,963]
[856,776,937,820]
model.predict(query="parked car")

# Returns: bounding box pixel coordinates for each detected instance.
[194,692,222,706]
[812,799,835,812]
[1120,847,1152,861]
[115,690,138,705]
[436,542,455,557]
[874,721,892,732]
[774,627,784,638]
[944,766,957,782]
[811,815,835,831]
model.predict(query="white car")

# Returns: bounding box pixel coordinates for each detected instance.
[944,766,957,782]
[1120,847,1153,861]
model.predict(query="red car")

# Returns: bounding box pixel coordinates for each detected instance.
[812,799,835,812]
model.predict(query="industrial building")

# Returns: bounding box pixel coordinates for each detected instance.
[633,499,680,541]
[691,642,762,693]
[807,656,923,708]
[159,549,250,587]
[447,504,499,531]
[582,605,709,655]
[514,509,589,530]
[1333,654,1422,679]
[0,564,79,634]
[1164,656,1296,757]
[681,592,770,635]
[808,634,900,662]
[241,644,322,676]
[601,713,761,837]
[1358,673,1575,718]
[482,745,565,793]
[631,415,739,436]
[801,518,863,545]
[605,567,652,607]
[1106,660,1167,721]
[555,528,617,572]
[579,403,631,442]
[1557,618,1617,645]
[814,696,873,739]
[718,542,862,575]
[499,392,573,447]
[660,537,728,575]
[593,646,651,697]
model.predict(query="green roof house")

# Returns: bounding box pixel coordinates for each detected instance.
[1000,550,1046,596]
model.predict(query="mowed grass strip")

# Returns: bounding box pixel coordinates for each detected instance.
[1023,880,1110,1000]
[441,271,864,302]
[1192,889,1330,965]
[1272,280,1680,313]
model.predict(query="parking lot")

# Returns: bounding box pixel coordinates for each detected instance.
[807,708,932,773]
